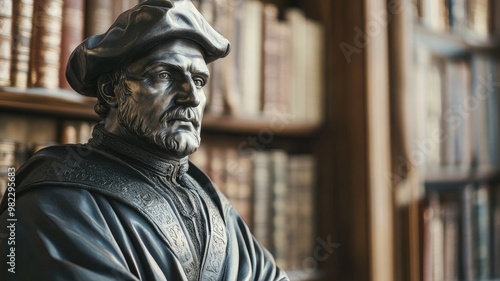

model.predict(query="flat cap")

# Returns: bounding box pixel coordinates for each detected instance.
[66,0,230,97]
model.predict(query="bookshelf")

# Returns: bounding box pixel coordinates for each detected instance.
[0,0,418,280]
[398,1,500,281]
[0,0,337,280]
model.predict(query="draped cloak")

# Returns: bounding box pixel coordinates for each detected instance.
[0,126,288,281]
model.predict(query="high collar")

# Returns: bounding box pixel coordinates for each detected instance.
[89,124,189,179]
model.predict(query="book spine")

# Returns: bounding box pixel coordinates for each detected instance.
[262,3,281,116]
[270,150,289,269]
[85,0,113,37]
[59,0,85,90]
[30,0,63,89]
[442,204,459,281]
[0,0,13,86]
[10,0,33,89]
[236,153,253,228]
[285,8,308,121]
[493,184,500,278]
[277,21,291,117]
[462,184,476,280]
[304,19,324,124]
[240,0,263,117]
[252,151,271,249]
[474,184,491,279]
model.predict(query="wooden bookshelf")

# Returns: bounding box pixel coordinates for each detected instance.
[0,88,96,119]
[402,1,500,281]
[0,0,391,280]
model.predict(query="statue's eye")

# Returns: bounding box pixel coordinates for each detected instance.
[193,77,205,88]
[158,71,171,80]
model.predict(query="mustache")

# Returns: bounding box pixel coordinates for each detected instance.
[161,107,200,127]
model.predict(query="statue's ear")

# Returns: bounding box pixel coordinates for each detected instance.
[97,73,117,107]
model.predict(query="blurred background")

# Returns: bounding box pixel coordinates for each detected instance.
[0,0,499,280]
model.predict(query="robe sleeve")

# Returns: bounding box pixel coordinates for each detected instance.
[0,186,141,281]
[223,205,289,281]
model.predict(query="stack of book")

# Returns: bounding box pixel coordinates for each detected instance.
[0,0,139,91]
[189,144,317,271]
[197,0,325,124]
[419,0,500,39]
[422,184,500,280]
[412,49,500,169]
[1,0,325,125]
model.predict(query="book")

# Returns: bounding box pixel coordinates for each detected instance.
[461,184,476,280]
[10,0,33,89]
[470,55,491,166]
[85,0,113,37]
[285,8,308,121]
[59,0,85,90]
[252,151,271,249]
[441,59,471,167]
[474,184,491,279]
[304,18,324,124]
[420,0,449,32]
[270,150,289,269]
[468,0,489,38]
[0,0,13,86]
[288,154,316,270]
[235,152,253,227]
[424,58,443,168]
[442,203,459,281]
[493,184,500,278]
[60,121,94,144]
[208,146,227,194]
[30,0,64,89]
[262,3,282,117]
[240,0,263,117]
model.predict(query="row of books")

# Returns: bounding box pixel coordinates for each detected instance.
[0,0,325,124]
[422,184,500,281]
[412,49,500,168]
[419,0,500,39]
[195,0,324,123]
[189,144,316,271]
[0,0,140,90]
[0,119,93,199]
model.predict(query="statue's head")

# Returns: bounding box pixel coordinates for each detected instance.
[66,0,230,158]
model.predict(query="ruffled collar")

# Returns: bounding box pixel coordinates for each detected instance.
[89,124,189,179]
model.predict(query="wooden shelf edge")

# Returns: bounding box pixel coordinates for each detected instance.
[424,165,500,189]
[0,87,97,120]
[0,88,322,136]
[415,25,500,57]
[202,114,322,137]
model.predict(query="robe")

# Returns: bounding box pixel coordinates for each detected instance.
[0,126,288,281]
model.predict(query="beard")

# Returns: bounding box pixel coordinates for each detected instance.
[115,82,201,158]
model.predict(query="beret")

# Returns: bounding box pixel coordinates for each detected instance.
[66,0,230,97]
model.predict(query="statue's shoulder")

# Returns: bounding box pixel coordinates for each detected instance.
[15,144,146,194]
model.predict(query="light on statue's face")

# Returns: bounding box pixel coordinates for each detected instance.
[116,39,209,158]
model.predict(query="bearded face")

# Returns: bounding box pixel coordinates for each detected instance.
[110,40,208,158]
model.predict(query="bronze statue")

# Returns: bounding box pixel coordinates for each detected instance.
[0,1,289,280]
